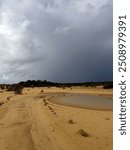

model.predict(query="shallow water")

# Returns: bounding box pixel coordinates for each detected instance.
[55,94,113,110]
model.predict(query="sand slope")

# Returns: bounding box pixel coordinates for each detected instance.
[0,87,112,150]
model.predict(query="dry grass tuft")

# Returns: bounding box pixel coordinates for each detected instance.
[79,129,89,137]
[68,119,75,124]
[105,117,110,120]
[0,102,4,106]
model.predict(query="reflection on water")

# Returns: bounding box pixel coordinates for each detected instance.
[57,94,113,110]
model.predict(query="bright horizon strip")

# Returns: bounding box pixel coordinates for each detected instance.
[113,0,130,149]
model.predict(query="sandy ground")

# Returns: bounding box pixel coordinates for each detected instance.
[0,87,112,150]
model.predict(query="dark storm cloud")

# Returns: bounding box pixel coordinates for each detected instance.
[0,0,112,83]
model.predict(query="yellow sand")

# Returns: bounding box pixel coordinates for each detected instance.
[0,87,112,150]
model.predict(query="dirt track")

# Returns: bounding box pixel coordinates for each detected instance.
[0,94,78,150]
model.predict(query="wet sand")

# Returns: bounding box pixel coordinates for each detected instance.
[0,87,112,150]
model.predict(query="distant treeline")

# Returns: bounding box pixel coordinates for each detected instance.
[0,80,113,90]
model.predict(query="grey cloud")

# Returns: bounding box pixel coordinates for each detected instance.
[0,0,112,83]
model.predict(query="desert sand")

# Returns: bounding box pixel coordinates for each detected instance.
[0,87,112,150]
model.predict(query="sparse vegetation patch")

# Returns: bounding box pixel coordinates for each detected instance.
[79,129,89,137]
[68,119,75,124]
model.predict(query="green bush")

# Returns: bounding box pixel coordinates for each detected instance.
[6,84,23,94]
[14,85,23,94]
[103,83,113,89]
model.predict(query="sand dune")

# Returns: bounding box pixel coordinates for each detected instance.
[0,87,112,150]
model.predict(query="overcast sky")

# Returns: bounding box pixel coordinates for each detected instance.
[0,0,112,83]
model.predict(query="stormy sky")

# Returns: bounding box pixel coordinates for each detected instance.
[0,0,113,83]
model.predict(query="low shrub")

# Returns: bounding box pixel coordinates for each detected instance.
[68,119,75,124]
[103,83,113,89]
[79,129,89,137]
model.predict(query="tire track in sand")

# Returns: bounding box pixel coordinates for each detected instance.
[0,95,78,150]
[0,96,36,150]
